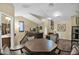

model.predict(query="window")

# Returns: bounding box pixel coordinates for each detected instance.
[19,21,24,32]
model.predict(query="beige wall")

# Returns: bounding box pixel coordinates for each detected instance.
[0,3,14,16]
[66,19,72,40]
[14,16,37,45]
[14,16,77,42]
[71,16,79,26]
[54,20,68,39]
[39,16,78,40]
[0,3,14,24]
[53,16,77,40]
[41,18,72,40]
[36,17,76,40]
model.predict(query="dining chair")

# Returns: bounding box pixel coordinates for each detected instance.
[49,33,59,43]
[21,48,30,55]
[10,48,30,55]
[3,46,11,55]
[2,44,28,55]
[54,39,71,55]
[71,45,79,55]
[1,44,11,55]
[27,36,35,41]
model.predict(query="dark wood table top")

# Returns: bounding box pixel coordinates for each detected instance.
[24,39,57,52]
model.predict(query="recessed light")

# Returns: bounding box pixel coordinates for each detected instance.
[53,11,62,17]
[5,17,11,21]
[47,18,52,20]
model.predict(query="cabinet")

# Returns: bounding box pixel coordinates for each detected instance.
[72,26,79,46]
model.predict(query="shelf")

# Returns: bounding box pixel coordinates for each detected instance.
[72,26,79,47]
[72,39,79,42]
[1,34,11,38]
[72,33,79,34]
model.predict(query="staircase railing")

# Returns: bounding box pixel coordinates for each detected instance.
[20,32,28,44]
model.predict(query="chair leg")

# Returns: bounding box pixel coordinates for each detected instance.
[58,50,61,54]
[20,49,23,53]
[53,47,61,55]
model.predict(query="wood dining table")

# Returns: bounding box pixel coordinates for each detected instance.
[24,39,57,55]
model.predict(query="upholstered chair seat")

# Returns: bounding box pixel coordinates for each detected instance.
[27,36,35,41]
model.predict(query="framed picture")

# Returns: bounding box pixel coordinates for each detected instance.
[19,21,24,32]
[57,24,66,32]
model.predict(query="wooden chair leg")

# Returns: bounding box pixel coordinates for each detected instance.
[53,47,61,55]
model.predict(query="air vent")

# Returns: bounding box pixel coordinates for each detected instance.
[49,3,54,7]
[22,4,30,8]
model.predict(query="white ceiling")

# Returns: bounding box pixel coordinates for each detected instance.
[13,3,79,24]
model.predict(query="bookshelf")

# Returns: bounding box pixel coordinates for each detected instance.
[72,26,79,46]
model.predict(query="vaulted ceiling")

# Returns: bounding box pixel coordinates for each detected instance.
[13,3,79,24]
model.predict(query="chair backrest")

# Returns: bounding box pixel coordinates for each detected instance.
[49,33,58,43]
[57,39,71,51]
[11,50,22,55]
[22,48,29,53]
[10,44,24,55]
[27,36,35,41]
[71,45,79,55]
